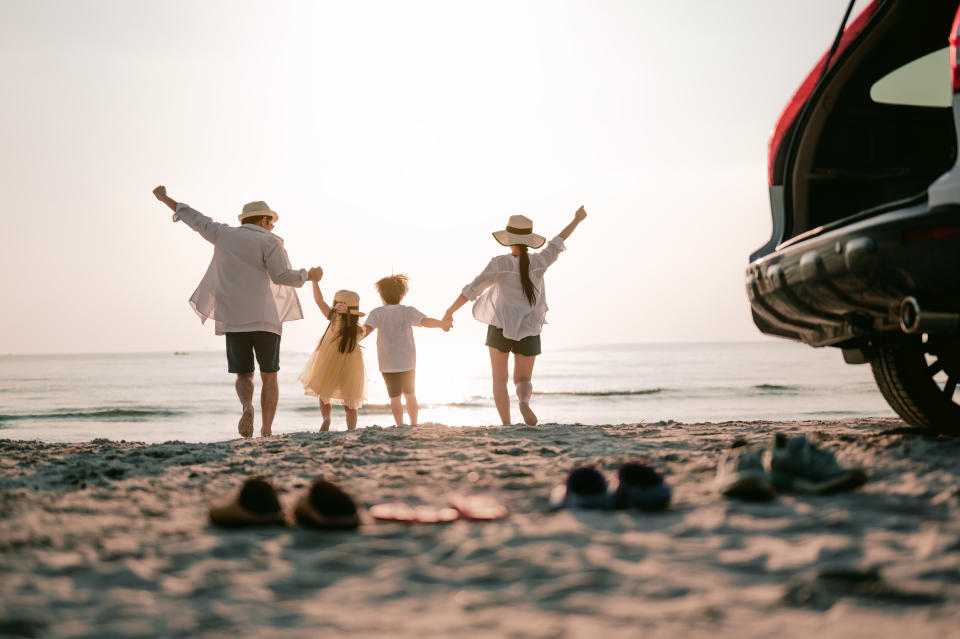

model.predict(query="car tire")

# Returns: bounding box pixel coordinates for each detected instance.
[870,334,960,433]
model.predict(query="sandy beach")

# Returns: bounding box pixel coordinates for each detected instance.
[2,418,960,638]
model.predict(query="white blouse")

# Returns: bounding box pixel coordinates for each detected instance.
[461,236,566,340]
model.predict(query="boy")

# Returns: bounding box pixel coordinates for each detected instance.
[363,274,451,426]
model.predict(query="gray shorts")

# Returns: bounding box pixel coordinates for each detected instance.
[485,325,542,356]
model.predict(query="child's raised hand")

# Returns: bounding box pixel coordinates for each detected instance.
[574,205,587,222]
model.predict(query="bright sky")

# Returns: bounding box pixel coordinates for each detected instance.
[0,0,868,355]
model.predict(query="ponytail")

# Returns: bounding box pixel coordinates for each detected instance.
[327,308,360,353]
[518,245,536,305]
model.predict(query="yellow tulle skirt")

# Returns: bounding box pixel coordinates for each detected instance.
[298,328,366,410]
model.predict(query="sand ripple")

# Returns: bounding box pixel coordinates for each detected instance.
[3,419,960,637]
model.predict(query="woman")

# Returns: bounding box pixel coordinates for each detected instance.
[444,206,588,425]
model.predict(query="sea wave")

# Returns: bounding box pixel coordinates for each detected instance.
[0,408,183,422]
[294,404,397,414]
[752,384,799,391]
[534,388,665,397]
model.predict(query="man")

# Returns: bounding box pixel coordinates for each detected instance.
[152,185,323,438]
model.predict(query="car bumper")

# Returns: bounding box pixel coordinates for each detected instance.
[746,201,960,347]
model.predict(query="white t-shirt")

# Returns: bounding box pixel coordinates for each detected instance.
[364,304,427,373]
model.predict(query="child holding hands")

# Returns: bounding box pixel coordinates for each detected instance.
[299,283,366,430]
[363,274,451,427]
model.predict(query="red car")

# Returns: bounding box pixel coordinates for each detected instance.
[747,0,960,431]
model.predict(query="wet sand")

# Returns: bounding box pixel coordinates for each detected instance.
[2,418,960,638]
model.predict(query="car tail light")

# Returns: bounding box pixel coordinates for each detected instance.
[951,8,960,91]
[903,225,960,244]
[768,1,881,185]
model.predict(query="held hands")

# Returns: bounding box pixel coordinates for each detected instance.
[307,266,324,282]
[440,318,453,332]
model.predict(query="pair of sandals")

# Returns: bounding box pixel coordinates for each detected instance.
[549,462,672,511]
[209,476,360,529]
[209,476,509,529]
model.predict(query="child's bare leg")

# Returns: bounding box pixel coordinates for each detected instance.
[488,347,511,425]
[345,408,358,430]
[514,354,537,425]
[389,395,405,427]
[403,392,418,426]
[319,399,332,431]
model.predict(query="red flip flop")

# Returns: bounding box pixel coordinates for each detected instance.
[369,502,459,524]
[448,494,508,521]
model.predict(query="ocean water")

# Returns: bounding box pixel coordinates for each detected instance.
[0,342,896,443]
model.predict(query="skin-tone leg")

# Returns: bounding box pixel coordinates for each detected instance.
[260,372,278,436]
[319,400,332,431]
[404,392,418,426]
[236,373,255,438]
[345,408,358,430]
[389,395,405,427]
[514,354,537,425]
[488,347,511,425]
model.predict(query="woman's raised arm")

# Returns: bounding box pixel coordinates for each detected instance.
[558,206,587,240]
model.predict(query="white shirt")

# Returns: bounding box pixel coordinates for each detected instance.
[461,235,565,340]
[363,304,427,373]
[174,203,308,336]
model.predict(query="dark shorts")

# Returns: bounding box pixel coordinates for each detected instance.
[382,370,416,397]
[485,325,542,356]
[226,331,281,374]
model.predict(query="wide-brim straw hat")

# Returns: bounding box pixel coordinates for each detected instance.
[333,290,365,316]
[492,214,546,249]
[238,201,279,224]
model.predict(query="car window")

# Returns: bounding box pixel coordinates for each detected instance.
[870,47,951,107]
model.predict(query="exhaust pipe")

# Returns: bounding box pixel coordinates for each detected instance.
[899,296,960,334]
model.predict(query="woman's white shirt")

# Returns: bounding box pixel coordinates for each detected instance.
[461,236,565,340]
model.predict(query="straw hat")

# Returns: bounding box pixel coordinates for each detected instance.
[238,201,279,224]
[492,214,546,249]
[333,290,365,316]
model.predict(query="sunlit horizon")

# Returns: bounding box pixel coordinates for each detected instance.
[1,0,868,355]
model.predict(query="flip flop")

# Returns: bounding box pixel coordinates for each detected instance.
[549,466,613,510]
[294,478,361,530]
[369,502,459,524]
[448,493,508,521]
[611,462,671,511]
[208,476,287,527]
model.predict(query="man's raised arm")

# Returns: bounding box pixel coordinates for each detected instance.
[153,185,177,212]
[152,185,225,244]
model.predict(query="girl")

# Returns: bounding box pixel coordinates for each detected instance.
[299,285,366,430]
[443,206,587,426]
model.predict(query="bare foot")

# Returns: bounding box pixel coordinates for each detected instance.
[518,401,538,426]
[238,407,254,438]
[260,427,272,437]
[321,417,331,432]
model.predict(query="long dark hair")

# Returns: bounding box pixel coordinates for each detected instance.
[321,309,360,353]
[517,245,536,305]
